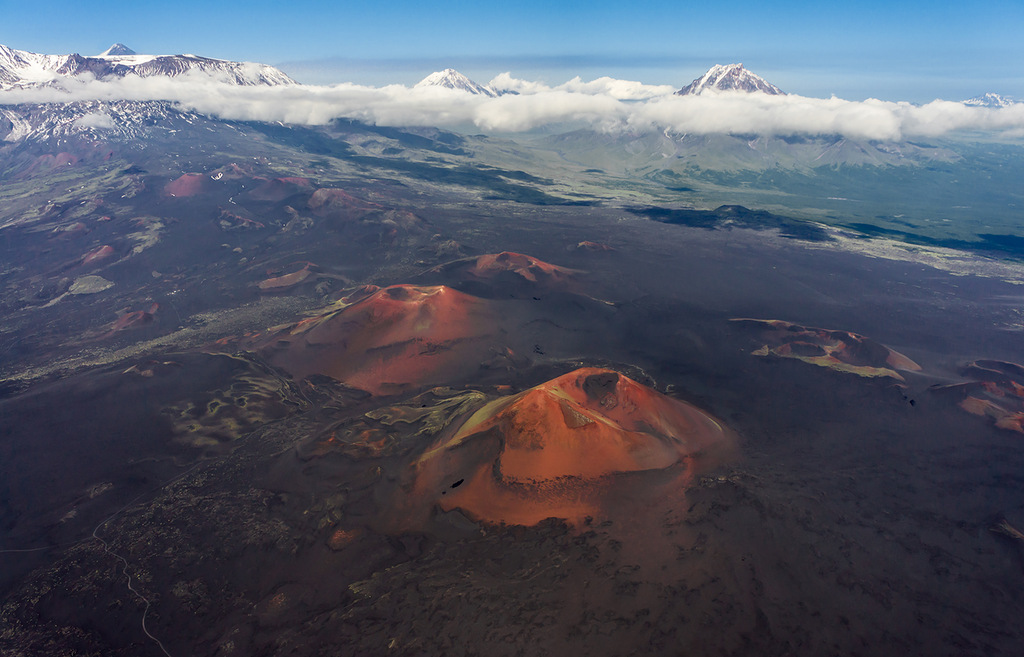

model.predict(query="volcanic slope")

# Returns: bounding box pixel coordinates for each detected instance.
[249,284,499,395]
[396,367,733,527]
[419,251,581,298]
[734,319,922,380]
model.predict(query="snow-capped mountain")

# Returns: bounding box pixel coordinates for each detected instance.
[0,43,294,90]
[676,64,785,96]
[415,68,497,97]
[97,43,137,57]
[963,93,1018,108]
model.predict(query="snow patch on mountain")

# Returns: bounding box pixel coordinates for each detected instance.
[0,99,212,142]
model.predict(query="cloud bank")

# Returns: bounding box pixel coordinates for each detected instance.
[3,72,1024,141]
[488,72,677,100]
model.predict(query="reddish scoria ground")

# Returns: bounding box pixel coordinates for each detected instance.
[398,368,733,527]
[163,173,208,197]
[932,360,1024,433]
[253,284,495,395]
[734,318,921,380]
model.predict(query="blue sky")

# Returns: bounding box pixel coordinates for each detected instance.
[2,0,1022,101]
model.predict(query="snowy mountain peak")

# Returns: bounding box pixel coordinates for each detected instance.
[0,43,295,90]
[676,63,785,96]
[963,93,1018,108]
[415,68,497,97]
[98,43,137,57]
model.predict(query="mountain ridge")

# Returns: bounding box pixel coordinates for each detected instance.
[0,43,294,90]
[963,92,1019,108]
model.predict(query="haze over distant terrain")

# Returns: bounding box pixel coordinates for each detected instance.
[2,0,1022,100]
[3,44,1024,141]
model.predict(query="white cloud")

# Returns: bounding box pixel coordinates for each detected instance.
[488,72,551,96]
[468,91,628,133]
[3,74,1024,141]
[72,111,116,130]
[488,73,676,100]
[554,76,677,100]
[628,94,907,141]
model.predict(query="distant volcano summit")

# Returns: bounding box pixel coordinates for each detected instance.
[415,68,497,97]
[676,63,785,96]
[97,43,137,57]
